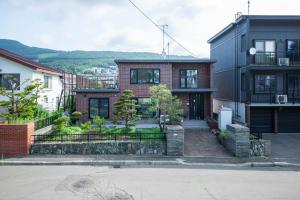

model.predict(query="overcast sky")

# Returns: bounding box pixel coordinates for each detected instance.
[0,0,300,57]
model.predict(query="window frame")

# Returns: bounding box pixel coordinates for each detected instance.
[88,98,110,119]
[0,73,21,90]
[241,34,246,52]
[132,97,155,118]
[130,68,160,84]
[253,74,276,94]
[254,40,276,53]
[179,69,198,89]
[43,75,52,89]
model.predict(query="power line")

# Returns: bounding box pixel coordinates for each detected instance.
[127,0,198,57]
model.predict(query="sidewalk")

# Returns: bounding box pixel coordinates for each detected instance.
[2,155,300,168]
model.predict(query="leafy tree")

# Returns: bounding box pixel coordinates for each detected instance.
[149,84,183,131]
[0,78,44,120]
[92,116,106,132]
[71,111,82,124]
[53,116,70,130]
[113,89,141,129]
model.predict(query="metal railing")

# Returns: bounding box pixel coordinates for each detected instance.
[31,132,166,143]
[76,75,118,89]
[244,89,300,104]
[252,51,300,66]
[34,114,61,131]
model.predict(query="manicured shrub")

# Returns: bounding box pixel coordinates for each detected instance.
[92,116,106,132]
[53,116,70,129]
[80,122,90,131]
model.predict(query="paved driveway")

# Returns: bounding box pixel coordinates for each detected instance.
[184,130,230,157]
[263,133,300,159]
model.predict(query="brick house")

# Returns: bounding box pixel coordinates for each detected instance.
[74,59,216,121]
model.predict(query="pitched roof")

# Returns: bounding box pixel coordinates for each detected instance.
[0,48,62,76]
[115,59,216,64]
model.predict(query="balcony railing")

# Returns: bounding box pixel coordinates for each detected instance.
[252,51,300,66]
[242,89,300,104]
[76,75,118,89]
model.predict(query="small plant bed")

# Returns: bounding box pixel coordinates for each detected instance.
[33,127,165,143]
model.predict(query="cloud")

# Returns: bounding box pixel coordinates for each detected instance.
[1,0,300,57]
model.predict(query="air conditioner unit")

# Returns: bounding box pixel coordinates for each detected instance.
[278,58,290,66]
[276,95,288,104]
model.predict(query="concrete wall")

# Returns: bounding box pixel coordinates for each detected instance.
[0,123,34,157]
[30,140,166,155]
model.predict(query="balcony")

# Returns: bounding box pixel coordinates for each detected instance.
[242,90,300,104]
[73,75,119,93]
[252,51,300,66]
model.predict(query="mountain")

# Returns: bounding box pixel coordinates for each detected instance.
[0,39,194,73]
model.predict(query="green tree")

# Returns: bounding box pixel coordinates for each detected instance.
[53,116,70,130]
[149,84,183,131]
[113,89,141,129]
[0,78,44,120]
[92,116,106,132]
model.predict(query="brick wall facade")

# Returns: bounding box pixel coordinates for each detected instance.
[118,63,172,96]
[172,63,211,89]
[0,123,34,157]
[75,62,214,121]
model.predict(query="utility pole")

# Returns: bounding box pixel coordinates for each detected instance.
[160,24,168,58]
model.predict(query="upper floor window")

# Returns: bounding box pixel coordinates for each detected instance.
[254,40,276,65]
[180,69,198,88]
[254,74,276,93]
[287,40,300,65]
[241,34,246,52]
[130,69,160,84]
[44,75,52,89]
[0,73,20,90]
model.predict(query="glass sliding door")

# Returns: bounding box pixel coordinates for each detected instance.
[89,98,109,119]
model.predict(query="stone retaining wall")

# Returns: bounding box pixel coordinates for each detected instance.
[250,139,271,157]
[30,140,166,155]
[225,124,250,157]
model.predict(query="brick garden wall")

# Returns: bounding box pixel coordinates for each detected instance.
[0,123,34,157]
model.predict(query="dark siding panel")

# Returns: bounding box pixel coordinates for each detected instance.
[278,108,300,133]
[250,108,273,133]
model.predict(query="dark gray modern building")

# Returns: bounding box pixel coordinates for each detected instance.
[208,15,300,133]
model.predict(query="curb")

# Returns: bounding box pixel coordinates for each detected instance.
[1,159,300,168]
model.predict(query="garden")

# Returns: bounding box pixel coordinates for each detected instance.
[0,79,182,143]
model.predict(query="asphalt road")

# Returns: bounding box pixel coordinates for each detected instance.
[0,166,300,200]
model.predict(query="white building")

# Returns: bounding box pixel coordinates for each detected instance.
[0,48,63,111]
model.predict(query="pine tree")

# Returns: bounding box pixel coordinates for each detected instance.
[113,89,141,129]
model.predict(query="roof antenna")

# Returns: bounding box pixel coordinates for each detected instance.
[248,0,250,15]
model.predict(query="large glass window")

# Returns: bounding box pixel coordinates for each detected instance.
[89,98,109,119]
[130,69,160,84]
[133,97,155,118]
[287,74,300,92]
[287,40,300,65]
[254,74,276,93]
[180,69,198,88]
[0,73,20,90]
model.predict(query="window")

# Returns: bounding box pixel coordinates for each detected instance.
[255,40,275,52]
[133,97,155,118]
[254,40,276,64]
[287,74,300,92]
[287,40,300,64]
[44,75,52,89]
[241,34,246,52]
[254,74,276,93]
[44,95,48,103]
[89,98,109,119]
[130,69,160,84]
[0,73,20,90]
[180,69,198,88]
[241,73,245,91]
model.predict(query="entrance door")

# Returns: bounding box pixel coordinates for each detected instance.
[189,93,204,120]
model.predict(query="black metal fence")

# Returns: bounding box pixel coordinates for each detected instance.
[34,114,60,131]
[243,90,300,104]
[31,132,166,143]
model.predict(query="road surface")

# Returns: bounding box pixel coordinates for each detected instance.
[0,166,300,200]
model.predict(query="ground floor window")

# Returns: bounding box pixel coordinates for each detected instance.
[0,73,20,90]
[133,97,155,118]
[89,98,109,119]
